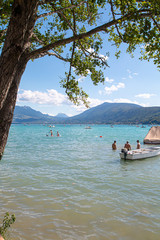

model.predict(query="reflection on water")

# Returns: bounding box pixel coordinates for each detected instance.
[0,124,160,240]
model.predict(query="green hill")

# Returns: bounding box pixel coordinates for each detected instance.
[13,103,160,124]
[13,106,68,124]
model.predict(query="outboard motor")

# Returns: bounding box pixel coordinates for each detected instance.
[121,148,128,160]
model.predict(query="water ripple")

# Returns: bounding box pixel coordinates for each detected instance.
[1,124,160,240]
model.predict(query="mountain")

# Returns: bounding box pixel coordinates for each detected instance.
[14,106,46,119]
[55,113,68,118]
[68,102,160,124]
[13,106,69,124]
[12,103,160,124]
[68,102,143,124]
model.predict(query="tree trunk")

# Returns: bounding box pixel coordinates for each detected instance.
[0,0,39,158]
[0,55,28,159]
[0,0,38,109]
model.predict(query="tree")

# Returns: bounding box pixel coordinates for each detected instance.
[0,212,16,240]
[0,0,159,158]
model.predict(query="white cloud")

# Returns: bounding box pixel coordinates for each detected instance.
[71,104,86,113]
[71,95,148,113]
[17,89,108,114]
[98,90,103,95]
[113,98,139,104]
[129,74,133,79]
[110,98,147,107]
[17,89,70,106]
[114,98,150,107]
[87,47,94,54]
[73,97,148,113]
[99,54,109,61]
[135,93,156,99]
[105,77,114,83]
[87,48,108,61]
[17,88,151,116]
[127,69,138,79]
[77,76,85,82]
[127,70,133,79]
[104,82,125,95]
[89,97,104,108]
[86,69,91,75]
[72,97,104,112]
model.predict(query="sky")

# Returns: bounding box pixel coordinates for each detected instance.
[17,39,160,117]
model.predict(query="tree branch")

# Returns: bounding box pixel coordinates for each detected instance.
[28,10,154,60]
[66,0,76,93]
[47,51,71,62]
[31,32,44,45]
[151,16,160,32]
[28,21,109,60]
[109,0,126,42]
[37,0,87,19]
[0,29,7,38]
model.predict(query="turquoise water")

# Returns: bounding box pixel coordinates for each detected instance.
[1,124,160,240]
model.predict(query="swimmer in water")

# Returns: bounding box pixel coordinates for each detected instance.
[50,130,53,136]
[112,140,117,150]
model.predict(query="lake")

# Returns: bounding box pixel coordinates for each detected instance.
[0,124,160,240]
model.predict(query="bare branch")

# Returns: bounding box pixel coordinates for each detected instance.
[37,11,55,19]
[0,29,7,38]
[66,0,76,93]
[32,49,71,62]
[151,16,160,32]
[109,0,126,42]
[47,51,71,62]
[31,32,44,45]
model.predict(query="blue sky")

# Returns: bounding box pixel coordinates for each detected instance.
[17,41,160,117]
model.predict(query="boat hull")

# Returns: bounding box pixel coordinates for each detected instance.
[120,147,160,160]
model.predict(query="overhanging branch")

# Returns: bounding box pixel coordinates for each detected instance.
[28,20,111,60]
[28,10,154,60]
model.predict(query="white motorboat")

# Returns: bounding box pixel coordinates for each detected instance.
[120,147,160,160]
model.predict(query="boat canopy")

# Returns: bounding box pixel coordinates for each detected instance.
[144,126,160,144]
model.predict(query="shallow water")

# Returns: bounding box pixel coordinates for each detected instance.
[0,124,160,240]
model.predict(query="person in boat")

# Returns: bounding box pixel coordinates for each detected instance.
[112,140,117,150]
[136,140,141,149]
[124,141,131,151]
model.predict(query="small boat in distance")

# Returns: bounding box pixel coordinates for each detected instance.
[120,147,160,160]
[85,126,91,129]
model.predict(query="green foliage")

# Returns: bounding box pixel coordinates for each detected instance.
[0,0,160,104]
[61,73,89,107]
[0,212,16,239]
[0,0,13,47]
[108,0,160,68]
